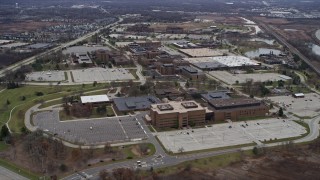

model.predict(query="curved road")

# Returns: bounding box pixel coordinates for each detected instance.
[62,115,320,180]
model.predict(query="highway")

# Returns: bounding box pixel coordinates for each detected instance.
[258,22,320,76]
[0,17,123,78]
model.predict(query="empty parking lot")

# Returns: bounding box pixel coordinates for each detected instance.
[269,93,320,118]
[157,118,306,153]
[33,110,147,145]
[71,68,135,83]
[26,71,65,82]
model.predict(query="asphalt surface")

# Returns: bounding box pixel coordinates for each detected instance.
[62,113,320,180]
[0,166,28,180]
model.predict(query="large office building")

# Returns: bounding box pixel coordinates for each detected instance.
[150,101,206,128]
[208,98,269,121]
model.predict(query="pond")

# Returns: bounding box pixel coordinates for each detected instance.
[311,43,320,56]
[249,38,275,45]
[245,48,282,58]
[316,30,320,41]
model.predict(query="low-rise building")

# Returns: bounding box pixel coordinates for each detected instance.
[155,88,183,100]
[178,66,206,80]
[80,95,110,106]
[201,91,231,102]
[113,96,161,113]
[156,63,175,75]
[208,98,269,121]
[150,101,206,128]
[75,53,93,65]
[113,56,132,66]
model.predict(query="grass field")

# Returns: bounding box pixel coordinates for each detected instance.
[0,84,110,133]
[155,151,252,175]
[59,105,115,121]
[0,141,8,151]
[128,69,139,79]
[0,159,40,180]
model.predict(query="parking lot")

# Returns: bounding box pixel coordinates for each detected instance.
[209,71,291,84]
[269,93,320,117]
[26,71,65,82]
[32,110,147,145]
[157,118,306,153]
[71,68,135,83]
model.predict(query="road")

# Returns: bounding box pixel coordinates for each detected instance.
[258,22,320,76]
[63,113,320,180]
[0,17,123,78]
[0,166,28,180]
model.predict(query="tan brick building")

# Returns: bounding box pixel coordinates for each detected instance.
[209,98,269,121]
[150,101,206,128]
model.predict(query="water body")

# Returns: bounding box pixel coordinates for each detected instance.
[245,48,281,58]
[312,44,320,56]
[245,25,262,35]
[316,30,320,41]
[240,17,256,25]
[249,38,274,45]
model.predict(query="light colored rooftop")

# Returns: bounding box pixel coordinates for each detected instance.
[81,95,110,103]
[180,48,228,57]
[151,101,205,114]
[184,56,259,67]
[0,42,29,48]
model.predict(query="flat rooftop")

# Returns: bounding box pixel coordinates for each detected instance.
[179,48,228,57]
[114,96,161,112]
[81,95,110,103]
[201,91,231,101]
[209,98,262,110]
[184,56,260,69]
[151,101,205,114]
[0,42,28,48]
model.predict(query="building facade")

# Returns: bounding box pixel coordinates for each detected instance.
[150,101,206,128]
[208,98,269,121]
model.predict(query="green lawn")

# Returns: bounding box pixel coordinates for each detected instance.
[0,84,109,133]
[155,150,252,175]
[70,72,75,82]
[0,159,40,180]
[0,141,8,151]
[59,105,115,121]
[64,71,68,81]
[128,69,139,79]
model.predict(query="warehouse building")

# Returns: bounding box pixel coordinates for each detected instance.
[150,101,207,128]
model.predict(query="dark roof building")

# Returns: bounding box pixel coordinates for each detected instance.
[113,96,161,112]
[201,91,231,102]
[207,98,269,122]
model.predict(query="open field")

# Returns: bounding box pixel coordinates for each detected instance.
[0,84,109,132]
[0,20,62,34]
[157,118,306,153]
